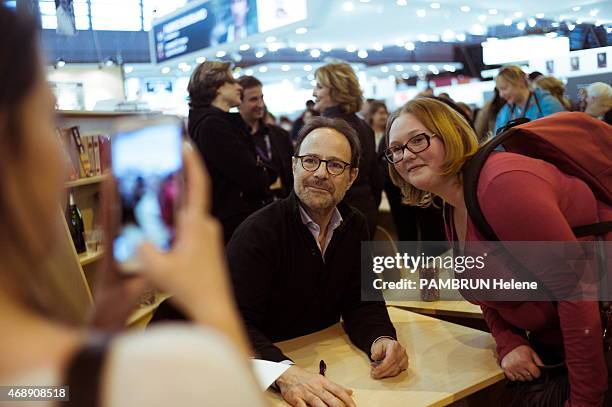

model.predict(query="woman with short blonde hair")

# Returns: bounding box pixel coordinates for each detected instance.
[312,62,381,233]
[494,65,565,134]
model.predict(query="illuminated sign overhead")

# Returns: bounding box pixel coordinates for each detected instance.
[151,0,308,63]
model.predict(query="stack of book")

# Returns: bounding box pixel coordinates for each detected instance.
[56,126,111,181]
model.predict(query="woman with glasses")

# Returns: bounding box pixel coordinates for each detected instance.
[0,6,265,406]
[494,65,565,135]
[313,62,382,235]
[384,97,608,406]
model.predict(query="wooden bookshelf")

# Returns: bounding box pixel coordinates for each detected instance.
[55,110,162,322]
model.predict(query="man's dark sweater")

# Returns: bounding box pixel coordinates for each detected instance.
[227,192,396,362]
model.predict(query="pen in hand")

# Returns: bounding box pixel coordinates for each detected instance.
[319,359,326,377]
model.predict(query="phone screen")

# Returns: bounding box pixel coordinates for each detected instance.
[111,119,183,270]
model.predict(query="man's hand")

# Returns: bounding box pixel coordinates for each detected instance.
[500,345,544,382]
[370,338,409,379]
[275,365,356,407]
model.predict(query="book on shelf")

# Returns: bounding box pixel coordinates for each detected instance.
[56,126,112,181]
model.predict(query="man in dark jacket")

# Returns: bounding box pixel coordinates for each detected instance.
[228,117,408,407]
[236,75,294,199]
[187,61,272,242]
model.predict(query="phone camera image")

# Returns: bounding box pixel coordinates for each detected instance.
[111,120,183,269]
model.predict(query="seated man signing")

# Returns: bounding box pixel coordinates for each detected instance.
[227,116,408,406]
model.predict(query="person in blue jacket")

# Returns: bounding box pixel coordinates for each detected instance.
[494,65,566,135]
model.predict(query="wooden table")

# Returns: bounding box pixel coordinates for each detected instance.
[386,300,483,319]
[266,307,503,406]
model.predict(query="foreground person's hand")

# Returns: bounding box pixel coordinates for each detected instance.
[370,338,409,379]
[138,143,250,355]
[501,345,543,382]
[276,365,356,407]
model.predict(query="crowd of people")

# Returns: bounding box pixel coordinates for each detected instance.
[1,3,612,407]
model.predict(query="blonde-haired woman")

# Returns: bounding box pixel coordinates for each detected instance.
[534,76,572,111]
[384,97,608,406]
[584,82,612,124]
[313,62,382,233]
[494,65,565,134]
[0,6,265,407]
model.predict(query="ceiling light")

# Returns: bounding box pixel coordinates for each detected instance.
[428,64,437,71]
[442,29,455,41]
[215,50,226,58]
[310,48,321,58]
[358,50,368,58]
[528,18,537,27]
[536,13,544,18]
[504,18,512,26]
[412,64,421,71]
[396,0,407,6]
[161,66,170,74]
[589,9,599,17]
[395,65,404,71]
[373,42,383,51]
[470,24,486,35]
[342,1,355,11]
[381,66,389,73]
[245,69,254,75]
[401,73,410,79]
[404,41,416,50]
[267,43,282,52]
[551,22,560,27]
[567,23,576,31]
[346,44,357,52]
[295,27,308,34]
[105,58,115,67]
[239,44,250,51]
[576,18,584,24]
[56,59,66,68]
[255,50,265,58]
[322,44,333,52]
[124,65,133,73]
[488,9,498,15]
[545,32,558,38]
[281,65,290,72]
[516,21,526,30]
[303,65,312,71]
[416,9,426,17]
[572,6,581,12]
[478,15,487,22]
[258,66,268,73]
[460,5,470,12]
[443,64,456,72]
[296,43,307,52]
[430,3,440,9]
[514,11,523,18]
[387,75,396,81]
[456,33,466,41]
[265,36,276,43]
[196,56,206,63]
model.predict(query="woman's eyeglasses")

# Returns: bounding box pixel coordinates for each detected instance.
[384,133,434,164]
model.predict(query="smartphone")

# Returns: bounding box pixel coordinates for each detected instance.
[111,116,184,272]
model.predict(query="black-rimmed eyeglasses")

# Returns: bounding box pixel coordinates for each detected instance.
[384,133,434,164]
[295,154,351,176]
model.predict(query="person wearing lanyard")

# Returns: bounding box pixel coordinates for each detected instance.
[494,65,565,135]
[237,75,295,200]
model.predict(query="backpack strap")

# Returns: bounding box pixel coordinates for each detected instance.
[64,335,111,407]
[572,221,612,238]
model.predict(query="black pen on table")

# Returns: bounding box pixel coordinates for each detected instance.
[319,359,326,376]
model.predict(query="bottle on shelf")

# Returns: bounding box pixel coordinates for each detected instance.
[66,191,87,254]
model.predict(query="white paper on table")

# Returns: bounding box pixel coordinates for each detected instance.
[251,359,291,390]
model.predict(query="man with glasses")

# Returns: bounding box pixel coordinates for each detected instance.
[228,117,408,407]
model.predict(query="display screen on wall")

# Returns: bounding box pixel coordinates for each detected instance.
[151,0,307,63]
